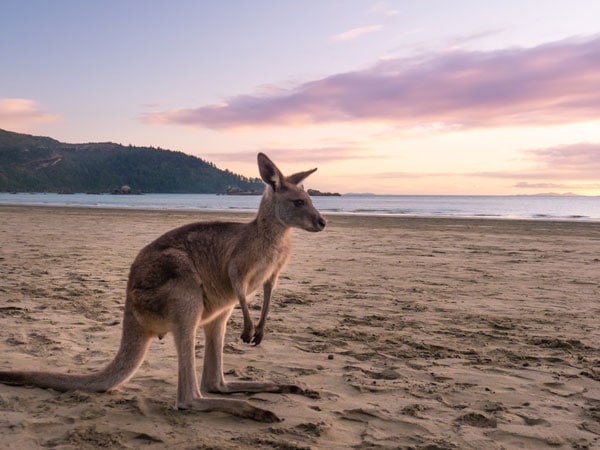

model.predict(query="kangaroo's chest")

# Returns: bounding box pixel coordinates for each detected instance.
[244,245,290,294]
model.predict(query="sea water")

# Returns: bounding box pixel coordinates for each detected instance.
[1,193,599,221]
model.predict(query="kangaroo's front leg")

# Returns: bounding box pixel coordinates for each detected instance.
[237,291,255,344]
[229,272,254,344]
[252,280,274,346]
[201,308,315,398]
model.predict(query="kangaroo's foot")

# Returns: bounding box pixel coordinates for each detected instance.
[177,397,280,423]
[204,380,321,399]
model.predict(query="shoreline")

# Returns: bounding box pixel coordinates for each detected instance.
[2,203,600,225]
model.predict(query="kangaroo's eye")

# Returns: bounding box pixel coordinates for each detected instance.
[293,199,305,207]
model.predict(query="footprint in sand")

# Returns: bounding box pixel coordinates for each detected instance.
[516,413,550,426]
[454,411,497,428]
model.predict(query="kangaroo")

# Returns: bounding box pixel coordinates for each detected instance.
[0,153,326,422]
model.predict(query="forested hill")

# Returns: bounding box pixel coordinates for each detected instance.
[0,129,264,194]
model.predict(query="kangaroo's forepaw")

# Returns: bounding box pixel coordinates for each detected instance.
[251,328,264,346]
[241,324,255,344]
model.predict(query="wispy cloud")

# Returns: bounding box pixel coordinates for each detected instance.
[143,35,600,130]
[373,171,455,179]
[514,182,566,189]
[524,142,600,176]
[373,142,600,187]
[331,24,383,42]
[448,28,507,47]
[0,98,58,129]
[370,1,399,17]
[204,146,384,164]
[513,181,600,190]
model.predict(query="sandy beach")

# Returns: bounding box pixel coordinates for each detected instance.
[0,204,599,449]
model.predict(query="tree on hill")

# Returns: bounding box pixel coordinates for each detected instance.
[0,129,264,194]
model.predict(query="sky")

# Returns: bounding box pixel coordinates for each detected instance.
[1,1,600,195]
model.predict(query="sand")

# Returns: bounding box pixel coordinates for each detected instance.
[0,204,599,449]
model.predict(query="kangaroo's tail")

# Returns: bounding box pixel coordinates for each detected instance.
[0,309,151,393]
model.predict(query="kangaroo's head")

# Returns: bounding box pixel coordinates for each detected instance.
[257,153,326,232]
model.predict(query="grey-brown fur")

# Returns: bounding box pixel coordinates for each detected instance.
[0,153,325,422]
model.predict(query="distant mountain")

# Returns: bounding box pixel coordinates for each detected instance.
[0,129,264,194]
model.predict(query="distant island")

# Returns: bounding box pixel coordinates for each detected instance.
[307,188,341,196]
[0,129,265,194]
[225,186,262,195]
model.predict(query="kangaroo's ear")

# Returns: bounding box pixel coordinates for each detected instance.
[287,168,317,186]
[258,153,284,191]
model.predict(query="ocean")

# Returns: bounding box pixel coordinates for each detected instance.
[1,192,599,221]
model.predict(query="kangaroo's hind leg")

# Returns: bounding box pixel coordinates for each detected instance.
[170,296,279,422]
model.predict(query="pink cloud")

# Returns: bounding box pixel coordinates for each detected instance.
[331,24,383,42]
[143,35,600,130]
[0,98,58,130]
[374,142,600,185]
[204,146,384,164]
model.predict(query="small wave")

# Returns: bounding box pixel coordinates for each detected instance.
[472,213,502,217]
[353,208,414,215]
[353,208,382,213]
[320,208,342,212]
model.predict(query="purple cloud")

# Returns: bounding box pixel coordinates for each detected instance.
[515,182,574,189]
[514,181,600,190]
[143,35,600,130]
[525,142,600,174]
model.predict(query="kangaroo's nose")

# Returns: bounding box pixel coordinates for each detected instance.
[316,217,326,230]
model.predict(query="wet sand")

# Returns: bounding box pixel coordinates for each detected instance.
[0,205,599,449]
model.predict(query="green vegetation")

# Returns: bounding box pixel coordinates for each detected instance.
[0,129,264,194]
